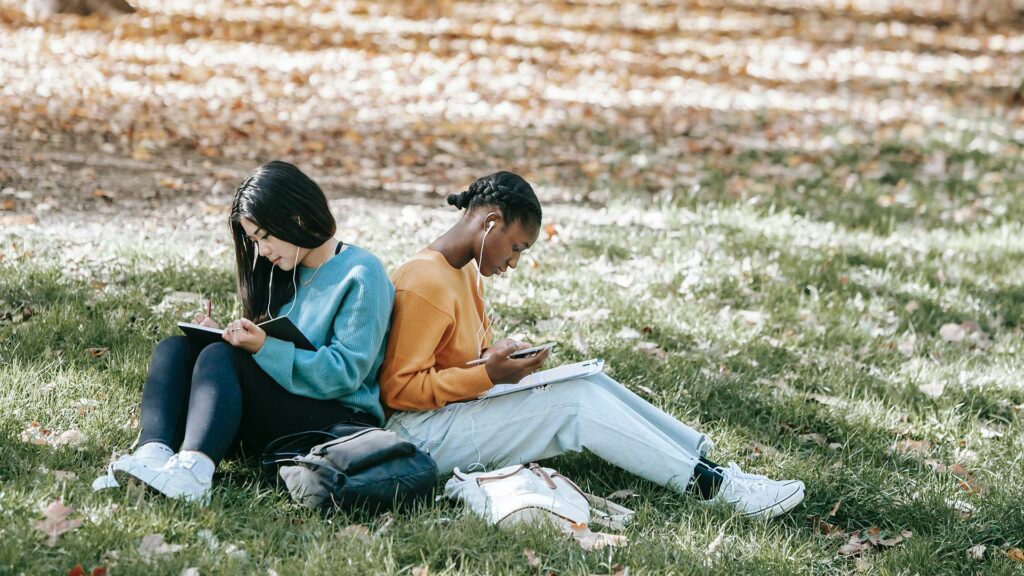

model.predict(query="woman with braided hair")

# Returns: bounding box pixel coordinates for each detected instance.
[379,171,805,518]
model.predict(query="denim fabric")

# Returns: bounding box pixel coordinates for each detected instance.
[385,372,713,494]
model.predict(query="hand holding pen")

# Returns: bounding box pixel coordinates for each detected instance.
[193,299,220,328]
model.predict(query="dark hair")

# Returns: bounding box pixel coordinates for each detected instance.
[446,171,542,229]
[230,161,337,322]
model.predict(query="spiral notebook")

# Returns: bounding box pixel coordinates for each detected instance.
[479,359,605,399]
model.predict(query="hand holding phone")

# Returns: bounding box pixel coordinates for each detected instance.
[508,342,556,359]
[466,342,556,366]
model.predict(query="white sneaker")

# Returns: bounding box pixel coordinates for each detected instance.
[114,451,213,505]
[92,444,173,491]
[707,462,805,519]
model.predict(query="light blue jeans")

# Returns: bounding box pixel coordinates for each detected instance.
[385,373,713,494]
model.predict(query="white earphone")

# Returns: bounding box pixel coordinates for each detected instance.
[475,214,498,355]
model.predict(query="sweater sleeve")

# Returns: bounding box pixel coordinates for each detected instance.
[253,264,394,400]
[379,290,492,411]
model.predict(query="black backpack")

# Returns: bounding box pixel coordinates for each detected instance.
[261,422,438,514]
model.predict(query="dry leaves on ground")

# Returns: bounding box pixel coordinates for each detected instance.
[967,544,986,561]
[569,523,628,551]
[20,423,87,448]
[924,460,989,494]
[837,527,913,557]
[138,534,185,562]
[33,499,84,547]
[66,565,107,576]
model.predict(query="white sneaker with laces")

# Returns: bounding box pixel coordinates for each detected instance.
[707,462,805,519]
[114,451,214,505]
[92,443,173,491]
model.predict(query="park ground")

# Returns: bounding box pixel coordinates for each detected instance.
[1,0,1024,574]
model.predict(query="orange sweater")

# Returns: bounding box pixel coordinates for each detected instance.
[379,249,493,411]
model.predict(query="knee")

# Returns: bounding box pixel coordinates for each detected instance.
[194,342,240,372]
[153,335,193,359]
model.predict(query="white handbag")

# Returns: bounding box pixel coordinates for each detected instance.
[444,463,634,548]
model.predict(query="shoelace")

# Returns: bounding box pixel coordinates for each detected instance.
[724,463,772,483]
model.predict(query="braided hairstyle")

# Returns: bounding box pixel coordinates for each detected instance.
[446,171,542,230]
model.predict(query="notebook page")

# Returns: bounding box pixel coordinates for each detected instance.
[480,359,604,399]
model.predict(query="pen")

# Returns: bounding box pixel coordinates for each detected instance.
[466,357,487,366]
[206,299,212,319]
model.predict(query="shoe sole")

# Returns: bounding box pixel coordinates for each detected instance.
[112,463,210,505]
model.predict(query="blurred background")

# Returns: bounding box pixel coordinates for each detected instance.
[0,0,1022,220]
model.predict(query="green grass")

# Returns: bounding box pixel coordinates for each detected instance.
[3,136,1024,574]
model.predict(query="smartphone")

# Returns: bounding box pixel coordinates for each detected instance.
[508,342,556,359]
[466,342,556,366]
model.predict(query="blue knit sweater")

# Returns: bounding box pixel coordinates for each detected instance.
[253,244,393,425]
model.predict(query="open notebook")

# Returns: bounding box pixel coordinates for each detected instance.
[479,359,605,399]
[177,316,316,351]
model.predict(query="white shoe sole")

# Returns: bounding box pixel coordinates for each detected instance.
[112,462,211,505]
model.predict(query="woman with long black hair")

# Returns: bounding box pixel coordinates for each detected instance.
[93,161,394,504]
[380,171,805,518]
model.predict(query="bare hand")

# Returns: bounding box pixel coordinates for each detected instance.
[222,318,266,353]
[192,312,220,329]
[483,341,550,384]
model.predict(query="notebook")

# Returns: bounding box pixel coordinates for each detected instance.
[479,359,605,399]
[177,316,316,351]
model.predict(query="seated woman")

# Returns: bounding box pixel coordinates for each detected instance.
[379,171,804,518]
[93,161,394,504]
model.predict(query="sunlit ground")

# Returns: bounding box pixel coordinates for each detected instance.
[1,1,1024,574]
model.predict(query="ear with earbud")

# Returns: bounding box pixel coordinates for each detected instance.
[486,221,495,232]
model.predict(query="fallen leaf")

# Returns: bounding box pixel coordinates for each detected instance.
[938,323,966,343]
[799,432,827,445]
[138,534,185,561]
[918,380,946,398]
[945,498,977,517]
[808,394,849,408]
[544,223,559,240]
[86,347,109,359]
[736,310,765,326]
[68,564,85,576]
[750,442,779,458]
[336,524,371,544]
[828,499,842,517]
[33,499,84,547]
[180,569,199,576]
[837,540,870,557]
[810,516,848,539]
[967,544,986,561]
[633,341,667,360]
[55,430,87,448]
[411,566,430,576]
[1006,548,1024,563]
[575,530,628,551]
[524,548,541,568]
[893,438,931,455]
[606,490,635,500]
[615,327,641,340]
[704,530,734,566]
[19,422,54,445]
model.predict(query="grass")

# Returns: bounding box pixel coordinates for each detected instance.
[2,134,1024,575]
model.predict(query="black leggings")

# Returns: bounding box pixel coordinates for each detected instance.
[137,336,376,464]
